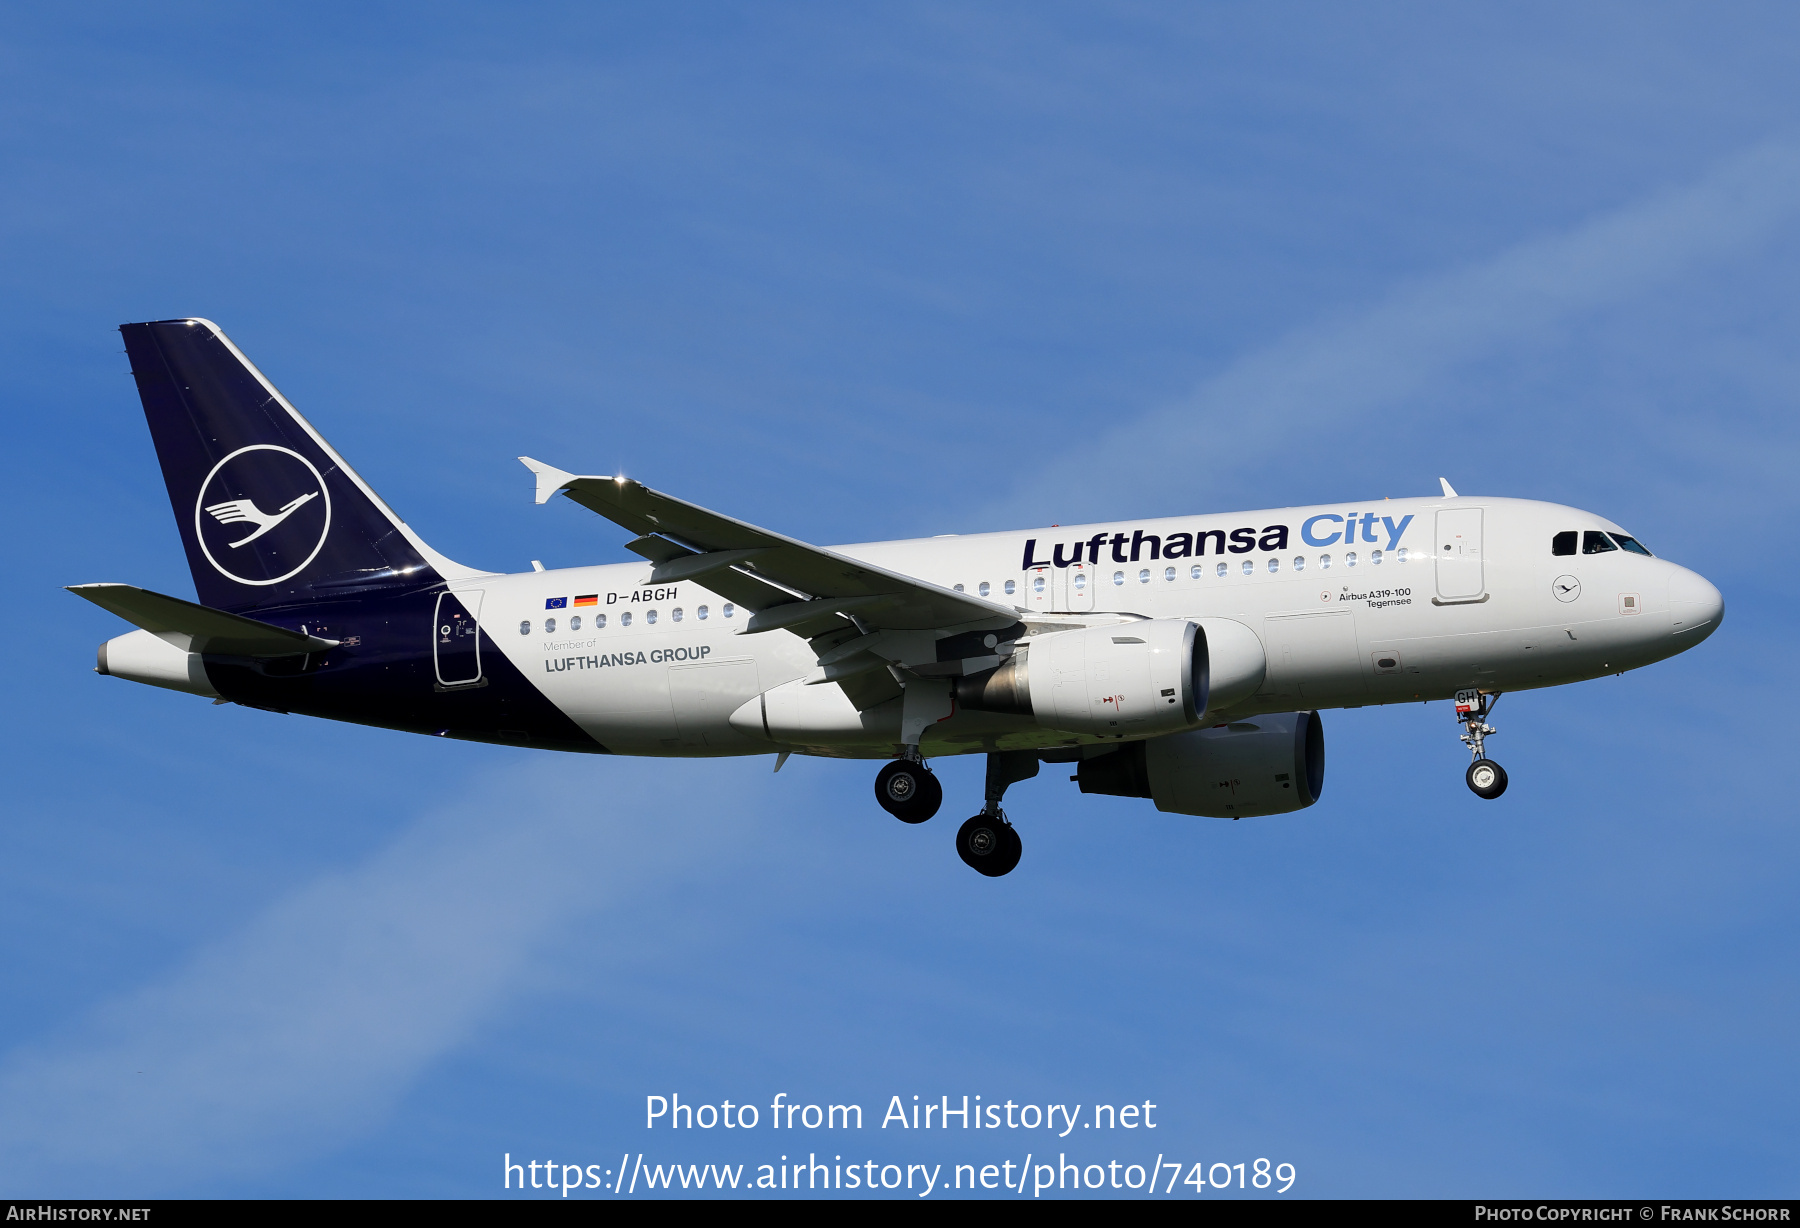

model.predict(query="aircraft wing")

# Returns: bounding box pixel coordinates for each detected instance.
[67,583,339,656]
[519,458,1018,641]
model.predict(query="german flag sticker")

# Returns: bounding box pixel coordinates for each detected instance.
[573,594,599,607]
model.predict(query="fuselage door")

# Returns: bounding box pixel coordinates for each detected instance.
[1057,560,1096,612]
[1434,508,1485,600]
[434,590,484,686]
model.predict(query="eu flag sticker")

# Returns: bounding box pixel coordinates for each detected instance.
[545,596,568,609]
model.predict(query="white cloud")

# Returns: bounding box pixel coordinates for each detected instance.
[0,756,763,1194]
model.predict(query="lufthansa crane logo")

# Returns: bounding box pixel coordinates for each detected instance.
[205,491,320,546]
[193,445,332,586]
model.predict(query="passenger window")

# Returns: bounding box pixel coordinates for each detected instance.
[518,620,530,636]
[1319,554,1331,570]
[1139,569,1150,584]
[596,613,606,628]
[570,615,582,630]
[1241,560,1254,575]
[1215,562,1227,577]
[1610,533,1653,557]
[1345,551,1357,567]
[1033,576,1046,594]
[1164,566,1175,582]
[954,583,965,592]
[978,581,990,597]
[672,608,683,622]
[723,603,735,618]
[1371,550,1383,565]
[1266,558,1279,573]
[1582,531,1617,555]
[646,609,658,624]
[697,606,708,620]
[1191,565,1202,580]
[1113,571,1125,586]
[1004,580,1016,595]
[1074,571,1088,591]
[1396,547,1408,563]
[1552,531,1577,556]
[620,612,631,627]
[1293,556,1305,572]
[544,617,556,633]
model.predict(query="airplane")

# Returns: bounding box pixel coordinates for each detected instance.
[71,319,1725,877]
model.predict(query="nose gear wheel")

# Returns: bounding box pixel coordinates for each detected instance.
[1467,758,1508,799]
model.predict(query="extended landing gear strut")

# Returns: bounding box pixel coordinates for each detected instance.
[1455,689,1508,800]
[874,751,942,824]
[955,751,1037,877]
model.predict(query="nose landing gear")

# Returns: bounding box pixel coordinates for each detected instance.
[1455,689,1508,800]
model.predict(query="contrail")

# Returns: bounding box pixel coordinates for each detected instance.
[987,141,1800,525]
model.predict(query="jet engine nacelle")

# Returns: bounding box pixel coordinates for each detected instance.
[1028,618,1207,736]
[957,618,1205,737]
[955,617,1267,737]
[1076,710,1324,818]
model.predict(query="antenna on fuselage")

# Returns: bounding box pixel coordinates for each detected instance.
[1439,477,1459,498]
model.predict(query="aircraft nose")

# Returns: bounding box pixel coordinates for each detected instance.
[1668,566,1724,642]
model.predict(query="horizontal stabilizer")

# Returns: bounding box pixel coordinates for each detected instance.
[67,583,338,657]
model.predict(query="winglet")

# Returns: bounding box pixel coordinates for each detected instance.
[518,456,579,506]
[1439,477,1458,498]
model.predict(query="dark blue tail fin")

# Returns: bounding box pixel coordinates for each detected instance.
[121,318,465,613]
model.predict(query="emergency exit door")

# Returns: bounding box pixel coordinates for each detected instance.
[1057,560,1096,612]
[1023,562,1097,613]
[1435,508,1485,600]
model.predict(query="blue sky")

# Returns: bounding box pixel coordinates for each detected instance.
[2,3,1797,1198]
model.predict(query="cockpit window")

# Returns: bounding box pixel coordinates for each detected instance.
[1552,531,1577,556]
[1582,530,1617,555]
[1610,533,1653,557]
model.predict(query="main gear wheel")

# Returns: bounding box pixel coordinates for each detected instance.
[956,813,1022,876]
[874,758,941,823]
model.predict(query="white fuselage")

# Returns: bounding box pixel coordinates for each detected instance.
[458,495,1721,759]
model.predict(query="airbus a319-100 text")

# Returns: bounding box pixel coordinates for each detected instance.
[73,319,1725,876]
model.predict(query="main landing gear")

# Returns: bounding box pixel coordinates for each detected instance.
[1455,689,1508,800]
[956,813,1020,878]
[956,750,1037,878]
[874,749,1038,877]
